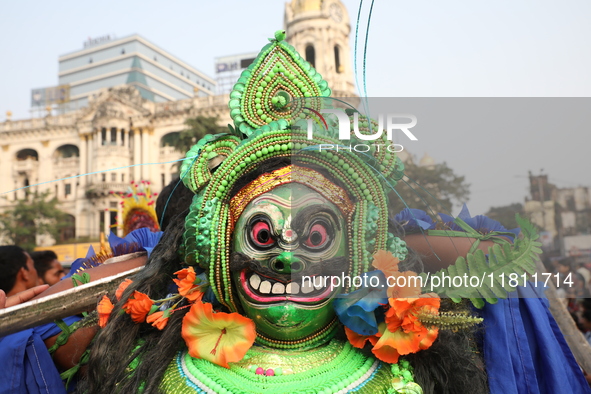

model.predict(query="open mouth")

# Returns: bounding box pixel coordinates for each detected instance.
[239,269,334,303]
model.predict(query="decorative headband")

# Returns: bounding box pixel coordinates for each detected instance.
[229,165,355,224]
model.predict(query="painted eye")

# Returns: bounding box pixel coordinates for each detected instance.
[304,223,329,249]
[251,220,274,248]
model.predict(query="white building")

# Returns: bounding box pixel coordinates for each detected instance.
[0,0,355,246]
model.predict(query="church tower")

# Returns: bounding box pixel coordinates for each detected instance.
[285,0,356,97]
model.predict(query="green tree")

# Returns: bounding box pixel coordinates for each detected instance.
[486,203,524,230]
[174,116,227,154]
[0,190,69,251]
[389,160,471,216]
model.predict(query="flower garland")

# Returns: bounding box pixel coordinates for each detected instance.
[334,250,441,364]
[97,266,257,369]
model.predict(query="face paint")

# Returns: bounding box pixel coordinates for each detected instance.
[231,183,348,341]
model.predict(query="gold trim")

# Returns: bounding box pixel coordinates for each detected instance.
[229,165,354,223]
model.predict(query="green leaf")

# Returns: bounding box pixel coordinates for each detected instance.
[422,215,542,308]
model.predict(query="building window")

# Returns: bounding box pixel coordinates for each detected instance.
[121,48,126,55]
[65,183,71,196]
[181,71,184,76]
[110,211,117,227]
[334,46,341,73]
[121,173,125,182]
[161,173,165,189]
[101,173,106,182]
[120,129,125,146]
[154,56,157,61]
[101,128,107,145]
[111,127,117,144]
[305,45,315,68]
[111,173,116,182]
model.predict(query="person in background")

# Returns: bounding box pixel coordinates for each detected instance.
[0,245,39,296]
[31,250,65,286]
[580,310,591,347]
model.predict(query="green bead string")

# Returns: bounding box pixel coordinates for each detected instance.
[163,339,393,394]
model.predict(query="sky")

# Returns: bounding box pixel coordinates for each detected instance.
[1,0,590,214]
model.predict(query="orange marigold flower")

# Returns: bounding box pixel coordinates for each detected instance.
[97,295,114,328]
[373,294,440,360]
[181,301,256,368]
[147,310,170,330]
[174,267,203,301]
[371,250,400,278]
[123,290,154,323]
[115,278,133,301]
[385,295,440,333]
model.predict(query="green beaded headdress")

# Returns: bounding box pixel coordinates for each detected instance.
[180,31,407,311]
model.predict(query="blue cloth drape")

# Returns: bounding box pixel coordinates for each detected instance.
[482,285,591,394]
[0,316,79,394]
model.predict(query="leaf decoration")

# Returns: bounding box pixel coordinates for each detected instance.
[421,215,543,308]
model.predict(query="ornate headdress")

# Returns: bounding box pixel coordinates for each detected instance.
[180,31,408,311]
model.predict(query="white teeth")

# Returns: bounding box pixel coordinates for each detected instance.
[301,281,314,294]
[249,274,261,290]
[290,282,300,294]
[259,281,272,294]
[272,282,285,294]
[314,279,324,291]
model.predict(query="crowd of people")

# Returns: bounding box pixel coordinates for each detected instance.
[546,255,591,346]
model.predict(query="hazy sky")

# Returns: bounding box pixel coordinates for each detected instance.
[1,0,590,214]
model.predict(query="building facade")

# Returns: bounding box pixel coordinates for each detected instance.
[55,35,216,111]
[0,0,355,248]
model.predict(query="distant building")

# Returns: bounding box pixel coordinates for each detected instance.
[32,35,216,113]
[215,53,258,95]
[285,0,356,98]
[525,172,591,255]
[1,1,355,252]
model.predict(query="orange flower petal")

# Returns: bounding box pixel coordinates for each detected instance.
[345,327,380,348]
[372,250,400,278]
[372,324,403,364]
[420,327,439,350]
[123,291,154,323]
[115,278,133,301]
[147,310,170,330]
[174,267,198,298]
[185,288,205,303]
[97,295,114,328]
[181,302,256,368]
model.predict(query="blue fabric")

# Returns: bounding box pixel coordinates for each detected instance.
[482,285,591,394]
[0,316,79,394]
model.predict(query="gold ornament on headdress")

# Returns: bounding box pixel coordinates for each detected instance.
[229,165,355,224]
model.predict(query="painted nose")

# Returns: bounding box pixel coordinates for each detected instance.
[271,252,304,274]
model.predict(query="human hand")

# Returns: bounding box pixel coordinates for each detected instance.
[0,285,49,309]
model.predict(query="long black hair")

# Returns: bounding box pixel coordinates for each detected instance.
[80,212,193,393]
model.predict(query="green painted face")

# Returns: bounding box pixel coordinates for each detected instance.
[231,183,348,341]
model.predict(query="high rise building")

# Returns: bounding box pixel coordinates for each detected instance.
[32,35,216,112]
